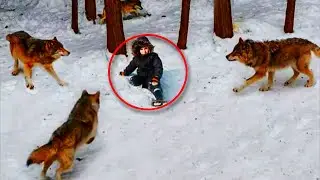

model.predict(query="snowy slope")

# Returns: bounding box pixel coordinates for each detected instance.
[0,0,319,180]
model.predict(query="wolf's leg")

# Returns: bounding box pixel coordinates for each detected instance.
[233,71,266,92]
[299,68,314,87]
[43,64,68,86]
[296,54,314,87]
[55,149,75,180]
[40,157,55,179]
[259,71,275,91]
[284,67,300,86]
[9,44,20,75]
[11,58,20,76]
[23,64,34,89]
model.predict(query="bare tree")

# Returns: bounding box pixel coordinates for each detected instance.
[284,0,296,33]
[177,0,191,49]
[105,0,127,55]
[85,0,97,24]
[214,0,233,38]
[71,0,79,34]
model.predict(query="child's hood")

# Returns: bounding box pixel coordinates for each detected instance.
[132,36,155,56]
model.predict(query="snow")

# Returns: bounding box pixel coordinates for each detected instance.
[0,0,319,179]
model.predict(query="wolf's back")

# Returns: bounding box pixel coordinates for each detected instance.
[6,31,31,43]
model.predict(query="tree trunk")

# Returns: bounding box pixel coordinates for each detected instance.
[214,0,233,38]
[177,0,191,49]
[105,0,127,55]
[71,0,79,34]
[284,0,296,33]
[85,0,97,24]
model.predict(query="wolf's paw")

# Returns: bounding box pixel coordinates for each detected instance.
[26,83,34,89]
[284,80,293,86]
[86,137,95,144]
[304,80,314,87]
[233,85,245,92]
[11,69,20,76]
[232,87,240,92]
[259,86,271,91]
[58,81,68,86]
[40,172,51,180]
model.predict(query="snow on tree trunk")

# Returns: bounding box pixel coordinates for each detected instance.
[85,0,97,24]
[105,0,127,55]
[71,0,79,34]
[284,0,296,33]
[177,0,191,50]
[214,0,233,38]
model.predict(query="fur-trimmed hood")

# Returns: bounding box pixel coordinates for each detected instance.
[131,36,155,56]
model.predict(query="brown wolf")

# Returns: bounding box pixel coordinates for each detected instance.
[226,37,320,92]
[98,0,151,24]
[6,31,70,90]
[26,90,100,180]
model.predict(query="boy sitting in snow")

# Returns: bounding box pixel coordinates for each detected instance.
[119,36,165,106]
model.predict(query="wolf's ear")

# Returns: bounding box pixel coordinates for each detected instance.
[94,91,100,103]
[53,37,57,41]
[239,37,244,43]
[82,90,88,96]
[94,91,100,98]
[96,91,100,96]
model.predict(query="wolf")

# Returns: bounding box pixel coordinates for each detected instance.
[6,31,70,89]
[26,90,100,180]
[226,37,320,92]
[98,0,151,24]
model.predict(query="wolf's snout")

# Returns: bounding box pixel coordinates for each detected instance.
[226,54,236,61]
[60,49,70,56]
[226,54,232,61]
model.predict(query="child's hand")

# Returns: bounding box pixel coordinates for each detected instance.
[119,71,125,76]
[151,76,159,86]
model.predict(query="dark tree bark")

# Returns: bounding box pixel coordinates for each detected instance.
[71,0,79,34]
[284,0,296,33]
[177,0,191,49]
[85,0,97,24]
[214,0,233,38]
[105,0,127,55]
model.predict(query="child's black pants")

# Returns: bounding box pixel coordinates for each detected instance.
[129,75,164,101]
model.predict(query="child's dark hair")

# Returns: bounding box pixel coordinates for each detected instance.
[131,36,155,56]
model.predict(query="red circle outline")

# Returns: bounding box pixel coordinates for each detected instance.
[107,33,188,111]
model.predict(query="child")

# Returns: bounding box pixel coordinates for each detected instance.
[119,36,165,106]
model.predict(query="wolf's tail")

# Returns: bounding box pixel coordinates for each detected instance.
[26,141,57,166]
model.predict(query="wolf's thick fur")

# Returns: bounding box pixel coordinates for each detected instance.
[26,90,100,180]
[98,0,151,24]
[226,37,320,92]
[6,31,70,89]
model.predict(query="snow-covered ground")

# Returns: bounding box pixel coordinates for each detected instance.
[0,0,319,179]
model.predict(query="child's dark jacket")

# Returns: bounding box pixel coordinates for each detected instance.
[123,52,163,80]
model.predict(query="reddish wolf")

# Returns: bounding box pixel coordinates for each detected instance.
[6,31,70,89]
[26,90,100,180]
[98,0,151,24]
[226,37,320,92]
